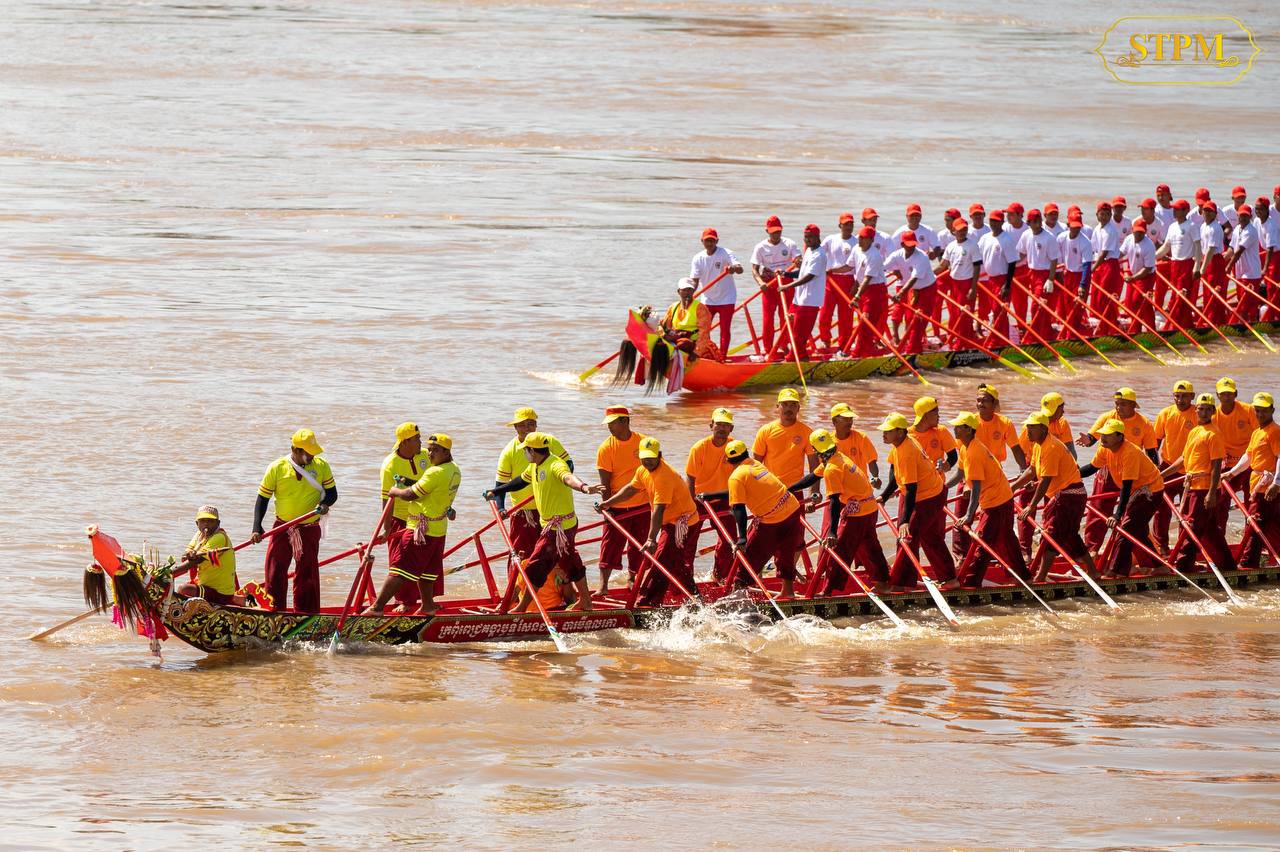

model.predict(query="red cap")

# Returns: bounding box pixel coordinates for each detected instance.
[1026,208,1042,221]
[1044,202,1059,214]
[1232,185,1247,197]
[1274,184,1280,196]
[900,232,919,246]
[1237,204,1252,216]
[906,203,923,216]
[1132,220,1148,233]
[1203,201,1218,214]
[764,215,782,233]
[988,209,1005,222]
[1067,204,1082,215]
[1096,200,1112,211]
[1006,202,1024,214]
[838,211,855,225]
[1172,198,1191,211]
[857,225,876,239]
[1112,195,1127,206]
[1258,197,1272,207]
[952,218,969,230]
[1195,187,1211,201]
[1067,215,1084,227]
[804,223,820,237]
[861,207,878,219]
[944,207,961,219]
[1140,197,1156,209]
[1156,183,1171,193]
[968,202,985,214]
[701,227,719,240]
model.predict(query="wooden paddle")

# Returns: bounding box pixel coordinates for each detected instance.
[993,278,1121,370]
[1154,269,1243,353]
[934,286,1056,376]
[942,508,1059,618]
[1161,493,1244,605]
[872,502,960,626]
[594,507,699,605]
[486,499,570,652]
[1021,511,1121,609]
[1079,280,1170,365]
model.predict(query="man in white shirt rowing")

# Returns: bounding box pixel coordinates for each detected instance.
[819,212,857,353]
[885,231,938,353]
[845,226,890,356]
[1057,212,1094,338]
[1224,204,1264,322]
[1197,202,1229,324]
[690,227,744,355]
[750,215,799,353]
[934,217,981,347]
[976,209,1018,347]
[1257,197,1280,322]
[1120,220,1157,328]
[768,224,828,362]
[1090,200,1124,331]
[1017,208,1062,340]
[1155,198,1202,330]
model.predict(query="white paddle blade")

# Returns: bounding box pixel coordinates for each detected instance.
[921,577,960,626]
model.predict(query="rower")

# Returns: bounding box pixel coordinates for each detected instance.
[830,402,881,487]
[1192,187,1212,228]
[594,437,700,607]
[1067,204,1095,241]
[659,278,721,361]
[877,412,957,590]
[892,202,942,260]
[1152,381,1198,553]
[792,429,889,594]
[750,215,800,353]
[1112,195,1132,238]
[860,206,896,260]
[1225,392,1280,569]
[1154,199,1202,330]
[1119,220,1156,328]
[934,216,982,347]
[484,432,602,613]
[689,227,744,355]
[595,406,650,594]
[494,407,573,559]
[1257,197,1280,321]
[974,383,1027,470]
[930,208,961,339]
[1154,183,1176,232]
[175,506,238,606]
[1090,201,1124,330]
[976,209,1016,343]
[1223,205,1264,322]
[770,224,827,362]
[1015,393,1076,557]
[1044,203,1064,238]
[1159,395,1236,576]
[1076,388,1159,555]
[1017,208,1062,339]
[753,387,819,501]
[884,232,938,353]
[942,412,1027,590]
[381,422,431,611]
[910,395,959,477]
[1138,197,1167,246]
[845,225,889,356]
[1231,185,1249,214]
[1078,418,1165,578]
[1004,202,1030,317]
[819,212,858,353]
[1056,211,1093,335]
[699,439,805,598]
[366,433,461,615]
[1014,411,1097,583]
[1196,202,1228,324]
[251,429,337,612]
[685,407,737,582]
[968,203,990,244]
[1213,376,1258,521]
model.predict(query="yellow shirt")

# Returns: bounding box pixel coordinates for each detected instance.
[1153,404,1198,464]
[520,456,578,531]
[186,529,236,595]
[834,428,878,474]
[258,456,335,523]
[752,419,813,486]
[1088,411,1157,449]
[728,460,800,524]
[959,440,1013,510]
[1246,422,1280,492]
[597,432,649,509]
[817,451,876,517]
[975,413,1019,463]
[686,435,735,493]
[1181,425,1224,491]
[495,434,571,508]
[1214,402,1258,459]
[381,450,431,522]
[405,461,461,537]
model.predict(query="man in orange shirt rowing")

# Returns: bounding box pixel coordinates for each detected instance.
[877,412,956,590]
[1015,410,1096,583]
[1151,381,1197,553]
[1016,391,1075,556]
[1077,387,1158,553]
[1225,392,1280,569]
[1078,418,1165,578]
[943,412,1027,589]
[830,402,881,487]
[753,388,819,503]
[685,407,737,582]
[1160,394,1235,575]
[595,406,650,594]
[1213,376,1257,524]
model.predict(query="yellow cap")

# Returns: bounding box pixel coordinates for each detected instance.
[830,402,856,420]
[1173,380,1194,394]
[912,395,939,426]
[602,405,632,424]
[977,383,999,401]
[711,407,734,425]
[1040,391,1064,414]
[809,428,837,453]
[1195,393,1216,407]
[1023,410,1051,428]
[1253,391,1274,409]
[1114,387,1139,406]
[777,387,803,404]
[724,439,749,459]
[395,422,420,447]
[507,407,538,426]
[950,411,980,430]
[291,429,324,456]
[426,433,453,451]
[520,431,552,451]
[195,505,220,522]
[878,413,911,432]
[1097,418,1127,436]
[1216,376,1238,394]
[638,436,662,459]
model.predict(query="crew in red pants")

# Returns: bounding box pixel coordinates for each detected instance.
[877,413,956,589]
[383,421,431,609]
[1017,209,1062,342]
[1228,392,1280,568]
[819,213,858,352]
[1154,199,1200,330]
[1079,418,1165,578]
[1213,376,1258,527]
[1090,200,1124,329]
[1258,197,1280,321]
[1077,388,1158,553]
[935,217,982,346]
[689,227,744,354]
[750,216,800,352]
[1151,381,1196,552]
[1055,213,1093,338]
[884,232,938,353]
[944,413,1028,589]
[1120,220,1157,327]
[844,226,889,355]
[1014,410,1098,583]
[1223,204,1264,321]
[1161,395,1235,575]
[768,224,828,362]
[1198,203,1229,324]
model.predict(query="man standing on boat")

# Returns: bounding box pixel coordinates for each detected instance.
[1119,220,1157,328]
[381,422,431,611]
[1155,199,1202,330]
[365,434,461,615]
[1160,395,1236,576]
[1152,381,1197,554]
[1078,419,1165,578]
[819,213,858,354]
[1056,212,1093,335]
[976,209,1017,344]
[1223,205,1264,322]
[769,224,828,362]
[943,412,1027,589]
[689,227,743,355]
[494,407,573,558]
[974,384,1027,470]
[1015,411,1097,583]
[753,388,819,503]
[1015,391,1075,556]
[885,232,938,353]
[685,407,737,582]
[830,402,881,486]
[933,217,981,347]
[485,433,603,614]
[251,429,337,612]
[1226,392,1280,569]
[877,412,956,590]
[1090,201,1124,330]
[1257,198,1280,321]
[844,225,889,356]
[1213,377,1257,522]
[1196,202,1228,324]
[596,406,650,595]
[1077,388,1158,555]
[892,203,943,260]
[750,216,799,353]
[1017,209,1061,339]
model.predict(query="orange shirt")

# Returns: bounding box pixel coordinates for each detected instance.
[834,428,878,474]
[596,432,649,508]
[752,419,813,486]
[911,425,957,463]
[1091,439,1164,492]
[975,413,1019,462]
[817,451,876,517]
[1181,424,1225,491]
[515,566,566,610]
[959,440,1013,509]
[630,458,699,522]
[1018,418,1072,458]
[1246,421,1280,492]
[1154,404,1198,464]
[888,438,944,501]
[685,435,734,494]
[1214,402,1258,458]
[728,460,800,524]
[1089,411,1157,449]
[1031,436,1082,496]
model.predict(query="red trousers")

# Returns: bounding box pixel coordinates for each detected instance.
[1010,265,1031,321]
[1107,491,1160,577]
[1084,473,1116,552]
[821,509,890,593]
[1122,272,1156,328]
[767,304,819,361]
[955,499,1029,587]
[849,284,889,356]
[1201,254,1228,324]
[1264,253,1280,322]
[385,516,419,607]
[1153,258,1173,312]
[931,270,953,337]
[694,499,736,582]
[1235,276,1263,323]
[1055,270,1091,341]
[1240,490,1280,568]
[889,492,956,587]
[1152,478,1184,551]
[600,506,651,578]
[758,282,784,353]
[636,521,700,607]
[264,517,322,612]
[899,284,937,353]
[1164,258,1198,330]
[1091,258,1123,328]
[736,509,804,586]
[706,303,735,355]
[946,276,976,345]
[1171,488,1236,574]
[524,524,587,588]
[1023,268,1056,342]
[820,273,855,348]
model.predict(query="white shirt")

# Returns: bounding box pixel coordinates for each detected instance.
[1162,219,1201,262]
[885,247,937,290]
[1017,229,1062,271]
[820,233,855,270]
[1200,220,1224,254]
[1057,231,1093,273]
[1045,221,1066,238]
[690,247,740,306]
[1120,234,1156,274]
[793,246,829,308]
[1155,204,1176,231]
[850,245,886,285]
[869,229,895,259]
[942,238,980,280]
[977,231,1014,279]
[937,228,955,251]
[969,224,991,245]
[891,224,940,253]
[1003,223,1028,263]
[1259,215,1280,252]
[1114,214,1132,238]
[1092,221,1122,260]
[1190,209,1206,229]
[1078,222,1096,241]
[1140,215,1168,245]
[750,237,799,274]
[1230,223,1263,278]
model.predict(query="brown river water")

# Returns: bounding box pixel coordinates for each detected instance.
[4,1,1280,847]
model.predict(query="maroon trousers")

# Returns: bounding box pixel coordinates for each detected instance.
[955,499,1029,587]
[1106,491,1160,577]
[524,524,587,588]
[696,498,736,582]
[599,506,652,579]
[1171,488,1236,574]
[820,272,855,348]
[385,516,419,607]
[636,521,700,607]
[1240,490,1280,568]
[1041,487,1089,562]
[1152,478,1184,551]
[822,510,890,594]
[264,517,322,612]
[889,492,956,587]
[1163,258,1198,330]
[736,510,804,587]
[1084,473,1116,552]
[848,284,889,355]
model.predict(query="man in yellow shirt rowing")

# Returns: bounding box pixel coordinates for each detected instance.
[175,505,238,606]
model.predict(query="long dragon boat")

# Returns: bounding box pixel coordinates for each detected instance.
[616,309,1280,393]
